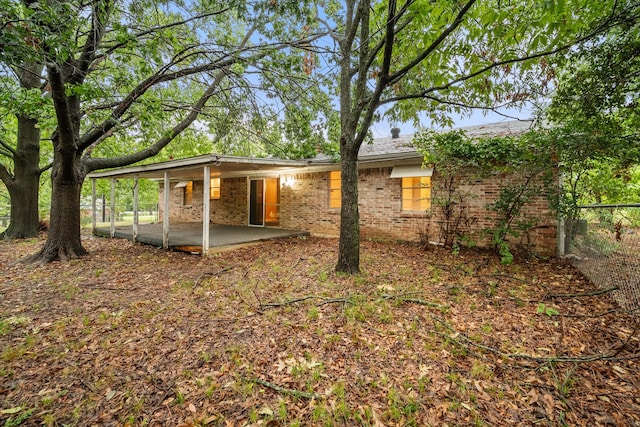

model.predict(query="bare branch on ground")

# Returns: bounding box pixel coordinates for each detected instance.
[247,377,322,400]
[259,295,354,309]
[545,287,620,299]
[432,316,639,363]
[380,293,448,309]
[194,264,237,286]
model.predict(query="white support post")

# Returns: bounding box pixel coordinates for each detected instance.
[163,172,170,249]
[202,165,211,256]
[132,175,139,243]
[110,178,116,238]
[91,178,97,232]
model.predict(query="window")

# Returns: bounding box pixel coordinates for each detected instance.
[402,176,431,211]
[210,177,220,200]
[329,170,341,209]
[183,181,193,205]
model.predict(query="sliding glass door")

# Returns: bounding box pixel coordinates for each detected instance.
[249,178,279,226]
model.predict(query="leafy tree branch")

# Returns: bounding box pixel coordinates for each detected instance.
[96,9,232,60]
[0,137,17,157]
[84,66,228,172]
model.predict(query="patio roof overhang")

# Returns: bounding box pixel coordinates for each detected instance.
[86,150,428,181]
[86,154,323,256]
[86,154,313,180]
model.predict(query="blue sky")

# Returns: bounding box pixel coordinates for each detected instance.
[369,106,535,138]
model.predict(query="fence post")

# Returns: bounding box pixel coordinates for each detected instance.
[557,169,565,256]
[91,179,97,232]
[133,176,139,243]
[163,172,170,249]
[110,178,116,238]
[101,195,106,223]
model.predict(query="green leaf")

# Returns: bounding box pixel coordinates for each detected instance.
[536,303,559,316]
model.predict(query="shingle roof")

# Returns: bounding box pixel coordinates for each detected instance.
[87,120,536,178]
[358,119,534,160]
[358,133,416,158]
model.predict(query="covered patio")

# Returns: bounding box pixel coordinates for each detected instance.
[86,154,313,255]
[93,223,309,253]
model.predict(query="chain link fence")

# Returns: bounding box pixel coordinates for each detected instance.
[565,204,640,317]
[0,205,49,233]
[0,204,159,233]
[80,203,159,227]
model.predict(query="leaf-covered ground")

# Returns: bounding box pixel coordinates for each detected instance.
[1,234,639,426]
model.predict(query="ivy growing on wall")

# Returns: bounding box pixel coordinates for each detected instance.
[412,130,478,251]
[413,128,556,264]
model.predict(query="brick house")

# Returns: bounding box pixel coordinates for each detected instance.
[88,120,558,255]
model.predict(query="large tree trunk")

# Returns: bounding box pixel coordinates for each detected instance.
[25,60,90,263]
[2,62,44,239]
[1,115,42,239]
[336,143,360,274]
[27,147,87,263]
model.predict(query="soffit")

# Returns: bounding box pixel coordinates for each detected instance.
[87,154,309,180]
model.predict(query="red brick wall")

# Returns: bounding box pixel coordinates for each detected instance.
[279,171,341,236]
[159,178,247,225]
[159,181,203,222]
[160,166,557,255]
[275,167,435,240]
[277,167,556,255]
[211,177,247,225]
[430,171,557,255]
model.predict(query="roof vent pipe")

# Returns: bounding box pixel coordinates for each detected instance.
[391,127,401,139]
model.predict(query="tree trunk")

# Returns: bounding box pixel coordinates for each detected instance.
[1,115,42,239]
[27,148,87,263]
[336,143,360,274]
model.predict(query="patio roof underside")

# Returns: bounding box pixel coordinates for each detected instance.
[86,152,426,182]
[87,154,315,181]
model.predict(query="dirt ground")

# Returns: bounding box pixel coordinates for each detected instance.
[1,233,639,426]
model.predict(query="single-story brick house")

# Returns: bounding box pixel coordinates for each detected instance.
[88,120,558,255]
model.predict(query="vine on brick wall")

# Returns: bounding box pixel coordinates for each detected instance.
[413,129,555,263]
[434,169,478,249]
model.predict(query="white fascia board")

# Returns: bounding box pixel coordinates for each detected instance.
[389,165,433,178]
[174,180,190,188]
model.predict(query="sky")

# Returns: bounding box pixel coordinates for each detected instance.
[369,106,536,139]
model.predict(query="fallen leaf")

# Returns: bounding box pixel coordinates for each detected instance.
[258,406,273,416]
[612,365,627,375]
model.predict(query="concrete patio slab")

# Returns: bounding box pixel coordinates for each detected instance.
[94,223,310,252]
